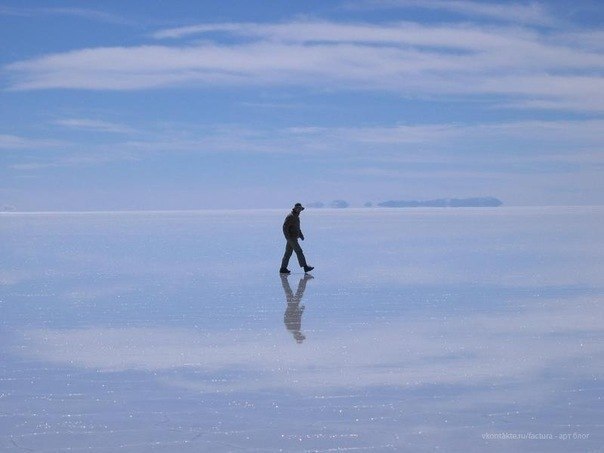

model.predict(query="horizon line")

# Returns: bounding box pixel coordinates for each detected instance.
[2,205,603,215]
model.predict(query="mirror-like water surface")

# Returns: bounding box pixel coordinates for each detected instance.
[1,208,602,452]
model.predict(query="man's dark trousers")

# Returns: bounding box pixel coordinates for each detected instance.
[281,238,307,269]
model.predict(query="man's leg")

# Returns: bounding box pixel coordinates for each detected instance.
[290,239,308,268]
[295,274,313,300]
[280,274,294,302]
[281,241,294,269]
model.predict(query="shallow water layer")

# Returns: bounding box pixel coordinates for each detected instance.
[1,207,602,452]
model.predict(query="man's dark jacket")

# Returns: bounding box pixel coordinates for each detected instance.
[283,211,303,239]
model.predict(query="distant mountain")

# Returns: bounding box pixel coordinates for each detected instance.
[306,201,325,208]
[306,200,349,208]
[330,200,349,208]
[377,197,503,208]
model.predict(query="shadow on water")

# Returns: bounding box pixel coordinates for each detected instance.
[280,274,313,343]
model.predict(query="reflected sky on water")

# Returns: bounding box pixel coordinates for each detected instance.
[1,208,602,451]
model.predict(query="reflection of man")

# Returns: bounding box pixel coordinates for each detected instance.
[281,274,313,343]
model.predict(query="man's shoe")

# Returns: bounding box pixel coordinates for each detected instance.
[303,266,314,273]
[279,268,291,274]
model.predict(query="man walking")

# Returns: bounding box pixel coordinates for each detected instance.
[280,203,314,274]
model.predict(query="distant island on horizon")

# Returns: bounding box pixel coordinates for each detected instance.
[376,197,503,208]
[306,197,503,208]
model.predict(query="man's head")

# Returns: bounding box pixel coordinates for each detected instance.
[293,202,305,213]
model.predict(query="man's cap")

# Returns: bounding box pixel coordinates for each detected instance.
[294,203,305,210]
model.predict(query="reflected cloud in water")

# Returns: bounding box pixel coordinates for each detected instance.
[1,208,602,450]
[14,295,602,393]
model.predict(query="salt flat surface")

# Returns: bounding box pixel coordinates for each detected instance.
[1,207,602,452]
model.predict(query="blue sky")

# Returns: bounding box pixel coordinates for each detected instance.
[1,0,603,210]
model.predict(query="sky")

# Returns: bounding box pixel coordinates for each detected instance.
[1,0,603,210]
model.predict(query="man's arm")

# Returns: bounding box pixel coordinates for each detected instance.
[296,216,304,239]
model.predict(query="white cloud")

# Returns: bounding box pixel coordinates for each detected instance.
[54,118,135,134]
[108,119,601,164]
[322,119,604,147]
[153,19,546,45]
[10,152,138,170]
[352,0,556,26]
[13,296,603,393]
[153,20,525,45]
[0,134,64,150]
[4,20,603,112]
[10,118,601,171]
[0,5,130,25]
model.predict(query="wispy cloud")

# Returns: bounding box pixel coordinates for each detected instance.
[10,118,601,176]
[0,5,131,25]
[151,19,541,43]
[0,134,64,150]
[310,119,604,147]
[10,153,138,170]
[44,118,604,153]
[349,0,556,26]
[54,118,136,134]
[111,119,603,161]
[4,19,603,112]
[14,295,603,391]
